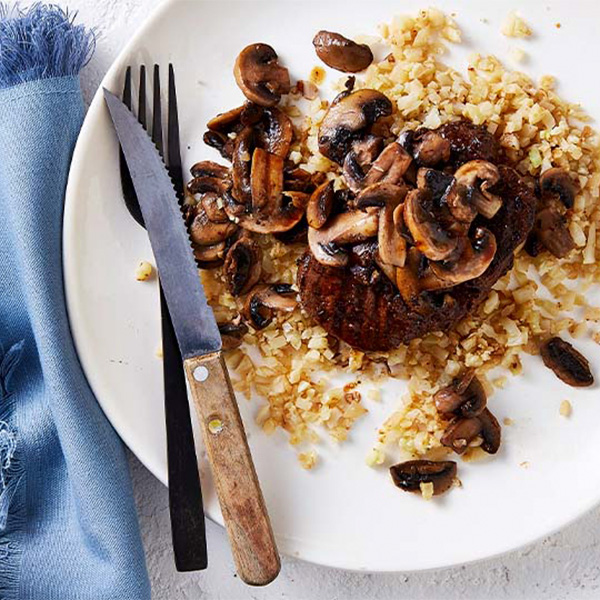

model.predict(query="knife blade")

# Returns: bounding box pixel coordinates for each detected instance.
[103,88,280,586]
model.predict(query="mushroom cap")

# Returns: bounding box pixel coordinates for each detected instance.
[356,181,408,209]
[312,30,374,73]
[223,235,263,296]
[306,180,334,229]
[409,129,451,167]
[342,135,383,193]
[539,167,576,209]
[193,240,228,269]
[188,204,238,247]
[389,460,457,496]
[454,160,502,219]
[234,43,291,107]
[403,188,458,261]
[218,316,249,351]
[242,283,297,329]
[362,141,413,187]
[231,126,255,205]
[534,205,575,258]
[430,227,497,285]
[318,89,393,164]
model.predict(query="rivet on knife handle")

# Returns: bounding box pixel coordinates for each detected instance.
[184,351,281,586]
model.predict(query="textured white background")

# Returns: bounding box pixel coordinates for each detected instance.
[54,0,600,597]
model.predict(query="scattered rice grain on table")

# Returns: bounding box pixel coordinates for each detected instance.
[198,8,600,467]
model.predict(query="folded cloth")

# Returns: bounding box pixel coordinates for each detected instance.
[0,5,150,599]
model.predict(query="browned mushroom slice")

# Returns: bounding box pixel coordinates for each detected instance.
[534,205,575,258]
[187,174,231,224]
[306,180,334,229]
[406,129,451,167]
[434,372,487,418]
[234,43,291,107]
[190,160,232,181]
[454,160,502,219]
[318,89,392,164]
[403,188,458,261]
[430,227,496,286]
[203,106,245,159]
[242,283,297,329]
[355,182,407,209]
[540,336,594,387]
[188,204,238,247]
[342,135,383,192]
[223,235,262,296]
[254,107,294,158]
[194,240,227,269]
[539,167,576,209]
[478,409,501,454]
[308,209,379,267]
[250,148,284,210]
[312,30,374,73]
[218,316,249,351]
[239,191,306,234]
[378,201,407,268]
[362,141,413,187]
[389,460,457,496]
[231,126,255,205]
[441,417,483,454]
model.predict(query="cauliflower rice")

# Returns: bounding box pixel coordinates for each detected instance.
[198,9,600,471]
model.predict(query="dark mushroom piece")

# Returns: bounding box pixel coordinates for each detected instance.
[342,135,384,193]
[429,227,497,286]
[194,240,228,269]
[453,160,502,219]
[403,188,458,261]
[434,372,487,418]
[306,180,334,229]
[190,160,232,181]
[389,460,457,496]
[533,205,575,258]
[404,128,451,167]
[318,89,393,164]
[242,283,297,329]
[188,204,238,247]
[540,336,594,387]
[187,173,232,224]
[440,417,483,455]
[362,141,413,187]
[273,216,309,244]
[203,106,245,159]
[312,30,373,73]
[250,147,284,210]
[254,107,294,158]
[234,43,291,107]
[218,316,249,351]
[539,167,576,209]
[478,408,501,454]
[308,209,379,267]
[223,235,262,296]
[231,126,255,205]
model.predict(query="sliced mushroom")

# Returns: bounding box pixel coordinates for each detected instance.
[356,182,407,209]
[454,160,502,219]
[478,408,501,454]
[540,336,594,387]
[408,129,451,167]
[193,241,227,269]
[273,216,309,244]
[188,204,238,247]
[440,417,483,455]
[308,209,379,267]
[533,205,575,258]
[242,283,297,329]
[231,126,255,205]
[403,188,458,261]
[539,167,576,209]
[362,141,413,187]
[441,179,477,224]
[318,89,392,164]
[223,235,262,296]
[312,30,373,72]
[342,135,383,192]
[250,147,284,210]
[430,227,496,286]
[254,107,294,158]
[233,43,291,107]
[203,106,245,159]
[307,180,334,229]
[218,316,249,351]
[378,201,407,268]
[389,460,457,496]
[434,372,487,418]
[190,160,232,181]
[187,174,231,224]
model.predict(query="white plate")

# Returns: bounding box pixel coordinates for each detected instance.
[64,0,600,571]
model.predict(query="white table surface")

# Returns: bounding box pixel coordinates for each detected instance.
[55,0,600,597]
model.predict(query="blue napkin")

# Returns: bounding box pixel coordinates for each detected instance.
[0,5,150,599]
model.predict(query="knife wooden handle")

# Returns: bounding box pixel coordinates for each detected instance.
[184,351,280,586]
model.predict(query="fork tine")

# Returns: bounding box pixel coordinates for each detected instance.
[138,65,147,129]
[153,64,164,157]
[123,66,132,109]
[167,64,184,201]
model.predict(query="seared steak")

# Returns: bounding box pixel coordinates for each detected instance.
[297,165,536,351]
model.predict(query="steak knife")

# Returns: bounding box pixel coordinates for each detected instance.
[103,89,280,586]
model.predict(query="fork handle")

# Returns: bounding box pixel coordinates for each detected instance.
[160,287,208,571]
[184,351,281,586]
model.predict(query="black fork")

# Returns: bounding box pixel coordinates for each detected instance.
[120,64,208,572]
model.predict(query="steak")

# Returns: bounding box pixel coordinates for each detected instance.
[297,164,537,351]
